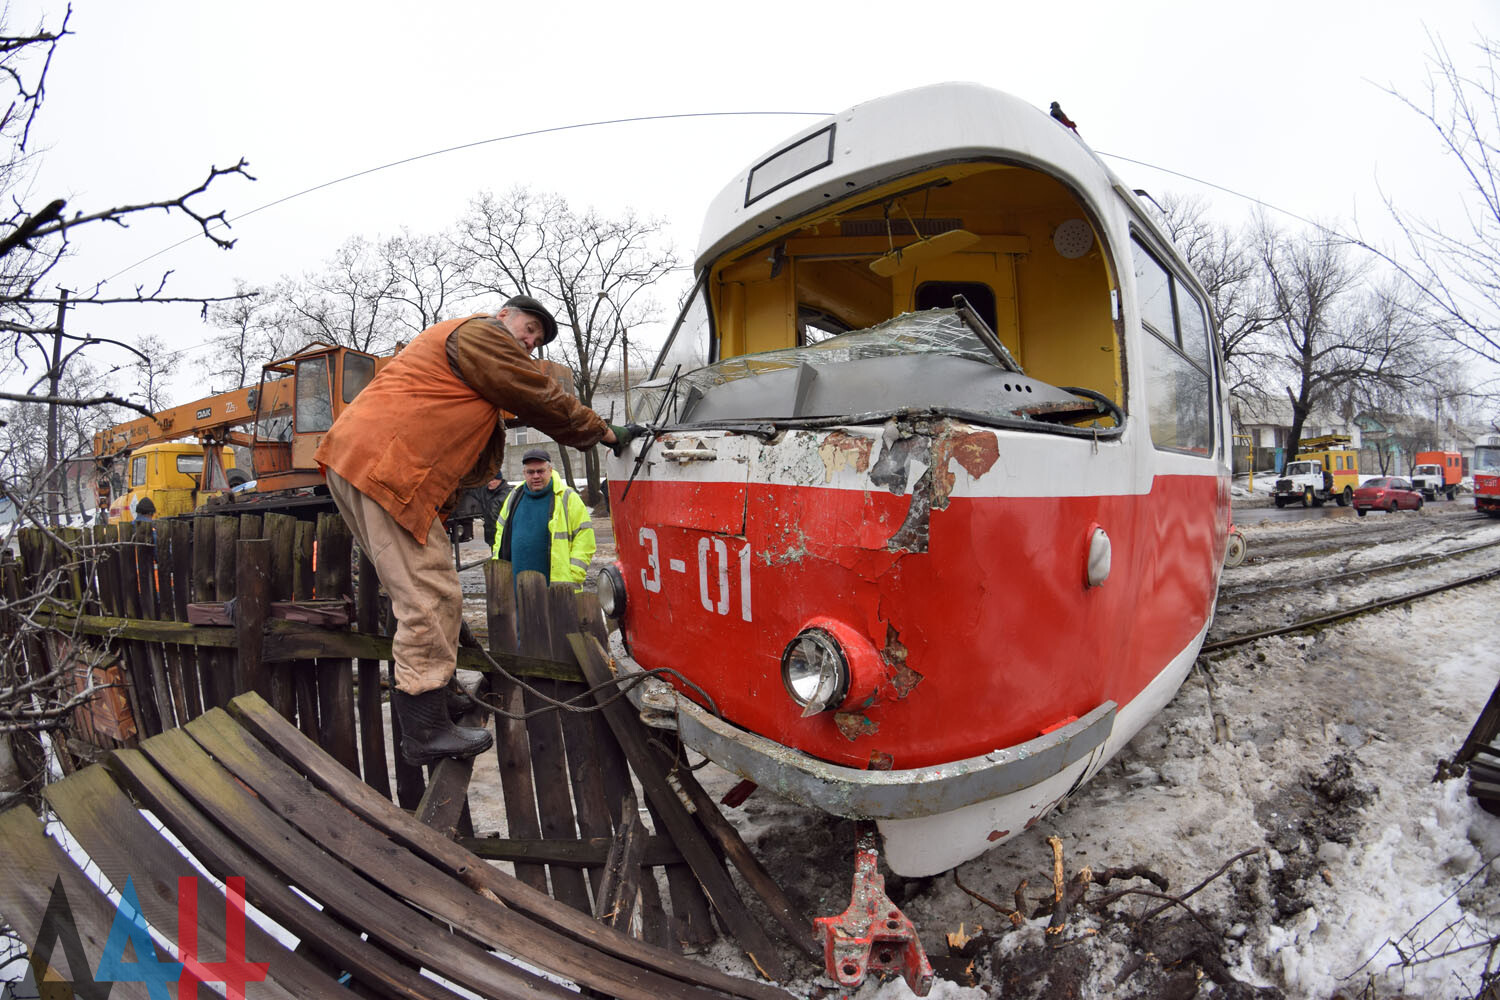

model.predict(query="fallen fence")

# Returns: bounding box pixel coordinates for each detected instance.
[3,512,816,987]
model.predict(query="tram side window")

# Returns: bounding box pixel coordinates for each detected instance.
[1132,238,1213,456]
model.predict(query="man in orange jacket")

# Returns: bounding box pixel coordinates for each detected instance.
[315,295,642,764]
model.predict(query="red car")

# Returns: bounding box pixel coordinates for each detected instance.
[1353,477,1424,516]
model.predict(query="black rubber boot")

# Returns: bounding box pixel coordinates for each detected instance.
[394,688,493,766]
[445,684,476,721]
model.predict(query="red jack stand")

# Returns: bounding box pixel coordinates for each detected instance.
[815,823,934,996]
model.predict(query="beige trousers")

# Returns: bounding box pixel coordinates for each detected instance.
[325,468,460,695]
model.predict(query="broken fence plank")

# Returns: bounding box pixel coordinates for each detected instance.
[224,692,789,1000]
[570,633,787,981]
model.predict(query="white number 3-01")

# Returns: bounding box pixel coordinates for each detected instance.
[639,527,661,593]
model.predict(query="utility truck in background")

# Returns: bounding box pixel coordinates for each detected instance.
[93,338,577,525]
[1272,435,1359,508]
[1410,450,1462,501]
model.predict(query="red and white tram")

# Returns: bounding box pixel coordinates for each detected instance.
[599,83,1232,879]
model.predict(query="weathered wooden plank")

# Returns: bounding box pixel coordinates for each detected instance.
[31,608,580,676]
[484,559,547,892]
[460,834,684,867]
[105,748,468,1000]
[169,518,204,719]
[225,692,789,1000]
[188,599,352,627]
[516,571,590,912]
[548,581,613,902]
[647,789,717,949]
[94,523,158,739]
[262,512,298,720]
[662,745,818,959]
[192,516,221,708]
[152,521,191,726]
[355,549,391,799]
[212,515,241,702]
[595,790,648,931]
[135,521,179,729]
[153,720,649,1000]
[43,765,326,1000]
[237,539,273,701]
[572,633,786,979]
[0,805,157,1000]
[291,519,319,740]
[314,513,358,774]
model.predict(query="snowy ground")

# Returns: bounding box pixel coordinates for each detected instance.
[458,503,1500,999]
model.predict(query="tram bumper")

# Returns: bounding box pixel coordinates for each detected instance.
[611,646,1116,876]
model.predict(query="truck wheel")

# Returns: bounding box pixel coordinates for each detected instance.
[1302,489,1313,508]
[1447,487,1456,501]
[1337,487,1352,507]
[1224,531,1247,568]
[1356,508,1367,517]
[1274,496,1287,509]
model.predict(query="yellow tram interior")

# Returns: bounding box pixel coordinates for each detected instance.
[708,162,1123,409]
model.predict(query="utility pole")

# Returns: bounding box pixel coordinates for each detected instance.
[45,289,69,527]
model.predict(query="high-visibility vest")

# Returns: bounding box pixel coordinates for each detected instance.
[494,470,595,590]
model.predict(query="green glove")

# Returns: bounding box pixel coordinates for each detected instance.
[607,423,646,457]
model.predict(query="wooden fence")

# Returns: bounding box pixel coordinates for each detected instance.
[3,511,814,974]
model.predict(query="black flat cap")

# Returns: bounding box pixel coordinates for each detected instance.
[521,448,551,464]
[503,294,558,345]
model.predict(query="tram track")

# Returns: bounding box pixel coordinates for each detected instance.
[1204,564,1500,653]
[1207,506,1500,652]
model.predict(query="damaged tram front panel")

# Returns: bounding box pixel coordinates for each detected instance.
[602,83,1231,879]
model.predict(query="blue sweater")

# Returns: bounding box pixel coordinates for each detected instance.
[509,485,553,580]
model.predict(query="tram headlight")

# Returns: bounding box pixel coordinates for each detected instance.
[598,564,627,618]
[781,628,849,717]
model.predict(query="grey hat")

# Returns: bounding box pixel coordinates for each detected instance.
[521,448,551,464]
[503,294,558,345]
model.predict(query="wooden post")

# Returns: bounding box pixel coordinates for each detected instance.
[516,571,589,912]
[355,550,391,799]
[103,523,162,738]
[483,560,545,892]
[1,549,49,800]
[315,513,358,776]
[291,519,320,740]
[236,539,272,701]
[262,513,298,721]
[131,521,178,730]
[168,519,203,720]
[150,522,190,727]
[211,515,241,704]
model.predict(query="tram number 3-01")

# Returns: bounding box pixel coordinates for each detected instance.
[638,527,752,622]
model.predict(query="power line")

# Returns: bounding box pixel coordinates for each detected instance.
[1096,149,1329,233]
[107,110,832,283]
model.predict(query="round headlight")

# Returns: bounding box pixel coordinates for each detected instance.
[598,564,626,617]
[781,628,849,717]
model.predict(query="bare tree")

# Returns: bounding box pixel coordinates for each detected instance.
[0,5,251,811]
[127,331,180,412]
[278,236,402,353]
[458,187,678,500]
[1258,220,1446,462]
[379,227,476,338]
[1372,33,1500,393]
[204,280,296,390]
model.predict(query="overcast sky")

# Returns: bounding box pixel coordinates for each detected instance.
[12,0,1500,403]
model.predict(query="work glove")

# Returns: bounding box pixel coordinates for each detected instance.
[607,423,646,457]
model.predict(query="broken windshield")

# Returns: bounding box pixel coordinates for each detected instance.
[631,308,1118,431]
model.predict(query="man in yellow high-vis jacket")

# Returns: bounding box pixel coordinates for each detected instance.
[492,449,595,590]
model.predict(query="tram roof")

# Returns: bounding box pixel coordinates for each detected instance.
[695,82,1135,269]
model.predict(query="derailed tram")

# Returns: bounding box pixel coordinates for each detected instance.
[599,83,1232,880]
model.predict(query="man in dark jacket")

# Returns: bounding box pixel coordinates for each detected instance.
[479,477,509,549]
